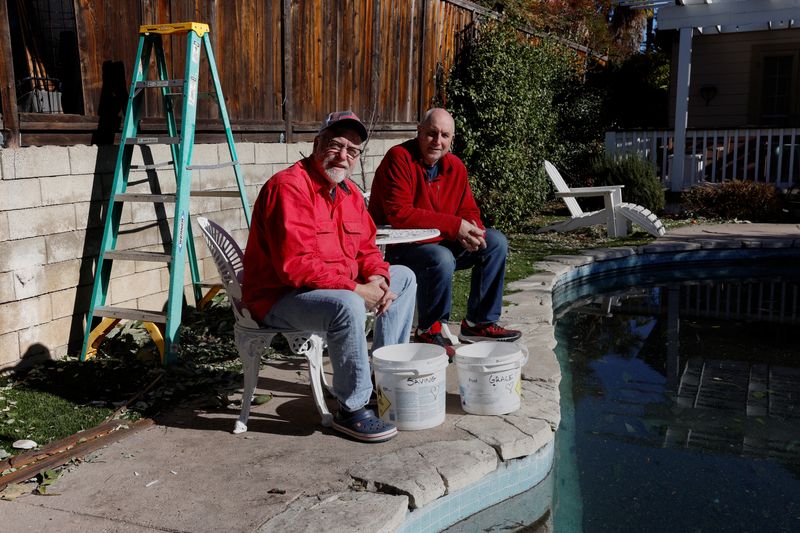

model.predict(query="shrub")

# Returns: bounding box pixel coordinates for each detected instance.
[589,155,665,212]
[444,21,602,231]
[681,181,786,221]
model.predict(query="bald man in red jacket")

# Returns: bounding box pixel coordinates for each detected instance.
[369,108,521,357]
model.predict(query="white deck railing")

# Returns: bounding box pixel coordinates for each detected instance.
[605,128,800,190]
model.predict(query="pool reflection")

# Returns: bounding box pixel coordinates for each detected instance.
[553,262,800,532]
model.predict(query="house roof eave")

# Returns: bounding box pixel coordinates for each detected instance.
[658,0,800,33]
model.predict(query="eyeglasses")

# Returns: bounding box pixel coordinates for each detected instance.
[326,140,362,160]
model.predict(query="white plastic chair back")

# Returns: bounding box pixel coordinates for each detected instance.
[196,217,259,328]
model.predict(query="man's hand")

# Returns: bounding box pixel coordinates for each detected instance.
[356,275,396,315]
[457,219,486,252]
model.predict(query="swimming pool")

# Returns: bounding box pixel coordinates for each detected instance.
[551,257,800,532]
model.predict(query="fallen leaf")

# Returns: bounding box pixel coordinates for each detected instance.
[38,469,61,486]
[252,394,272,405]
[0,483,29,501]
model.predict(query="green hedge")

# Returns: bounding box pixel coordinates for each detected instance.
[445,22,602,231]
[590,155,665,212]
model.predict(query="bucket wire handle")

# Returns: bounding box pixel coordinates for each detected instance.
[381,368,422,378]
[519,343,529,365]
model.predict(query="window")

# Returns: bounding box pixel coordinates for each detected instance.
[750,44,800,126]
[8,0,83,114]
[760,53,795,122]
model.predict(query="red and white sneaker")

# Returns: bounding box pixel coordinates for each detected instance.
[457,320,521,343]
[414,321,456,358]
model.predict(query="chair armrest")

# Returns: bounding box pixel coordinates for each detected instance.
[555,185,624,199]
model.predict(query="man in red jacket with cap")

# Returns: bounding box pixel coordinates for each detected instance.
[368,108,520,357]
[243,111,416,443]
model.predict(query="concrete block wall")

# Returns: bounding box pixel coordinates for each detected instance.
[0,136,407,368]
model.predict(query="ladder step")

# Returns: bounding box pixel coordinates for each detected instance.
[140,22,209,37]
[115,193,176,203]
[104,250,171,263]
[190,190,242,198]
[133,80,184,98]
[94,306,167,324]
[125,136,180,145]
[135,80,184,89]
[130,161,174,170]
[114,191,243,202]
[186,161,240,170]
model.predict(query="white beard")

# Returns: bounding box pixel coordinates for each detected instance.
[325,166,349,184]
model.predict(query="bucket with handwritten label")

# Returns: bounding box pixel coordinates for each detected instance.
[454,341,528,416]
[372,343,448,430]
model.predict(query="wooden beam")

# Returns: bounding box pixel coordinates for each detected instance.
[442,0,493,17]
[369,0,381,128]
[72,0,98,118]
[18,115,285,132]
[0,419,153,493]
[293,120,416,132]
[417,0,428,122]
[282,0,293,143]
[0,0,20,147]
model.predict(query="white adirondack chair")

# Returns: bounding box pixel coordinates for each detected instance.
[196,217,333,434]
[539,160,665,238]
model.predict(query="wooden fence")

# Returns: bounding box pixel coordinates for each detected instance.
[0,0,492,147]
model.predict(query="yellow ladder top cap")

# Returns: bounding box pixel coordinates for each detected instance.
[140,22,209,37]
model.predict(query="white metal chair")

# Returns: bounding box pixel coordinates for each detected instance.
[539,160,666,238]
[196,217,333,434]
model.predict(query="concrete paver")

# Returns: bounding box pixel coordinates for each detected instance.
[414,439,498,493]
[1,223,797,531]
[347,448,446,509]
[257,492,409,533]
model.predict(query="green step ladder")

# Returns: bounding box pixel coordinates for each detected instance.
[81,22,251,365]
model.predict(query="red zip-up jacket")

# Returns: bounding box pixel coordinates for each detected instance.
[242,158,390,321]
[368,139,484,242]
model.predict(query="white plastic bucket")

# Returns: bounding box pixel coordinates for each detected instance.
[454,341,529,416]
[372,343,449,430]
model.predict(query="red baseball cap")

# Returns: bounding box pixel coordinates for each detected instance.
[319,110,368,142]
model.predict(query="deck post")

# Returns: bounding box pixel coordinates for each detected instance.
[0,0,19,147]
[672,27,693,192]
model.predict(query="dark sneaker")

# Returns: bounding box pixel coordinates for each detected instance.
[332,407,397,443]
[414,321,455,358]
[458,320,522,343]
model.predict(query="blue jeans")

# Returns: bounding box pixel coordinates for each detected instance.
[260,264,416,411]
[385,228,508,330]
